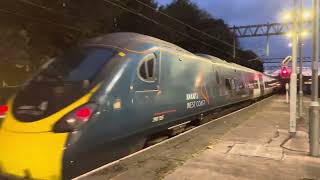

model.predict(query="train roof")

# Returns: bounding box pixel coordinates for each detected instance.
[196,53,259,74]
[85,33,261,74]
[196,54,229,65]
[85,32,192,55]
[262,74,278,81]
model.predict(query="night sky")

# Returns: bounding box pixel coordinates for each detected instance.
[157,0,314,70]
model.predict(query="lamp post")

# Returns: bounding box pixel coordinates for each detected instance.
[289,0,298,136]
[297,2,313,118]
[281,0,311,135]
[298,0,304,118]
[309,0,319,157]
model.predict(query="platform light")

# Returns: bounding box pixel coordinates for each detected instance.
[281,11,293,22]
[302,10,312,20]
[288,43,293,47]
[300,30,310,37]
[280,9,312,22]
[286,31,293,38]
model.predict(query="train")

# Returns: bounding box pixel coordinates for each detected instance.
[0,32,279,180]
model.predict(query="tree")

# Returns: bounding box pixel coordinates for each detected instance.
[0,0,263,71]
[157,0,263,71]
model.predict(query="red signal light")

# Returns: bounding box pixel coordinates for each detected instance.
[280,66,289,78]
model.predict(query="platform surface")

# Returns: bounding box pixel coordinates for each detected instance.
[77,95,319,180]
[165,95,319,180]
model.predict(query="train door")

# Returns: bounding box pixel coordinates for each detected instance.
[133,51,161,125]
[234,79,245,97]
[234,73,247,98]
[230,78,236,97]
[225,77,235,100]
[211,65,224,107]
[259,75,264,96]
[246,73,254,98]
[252,78,260,99]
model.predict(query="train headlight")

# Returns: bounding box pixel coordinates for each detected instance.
[53,103,98,133]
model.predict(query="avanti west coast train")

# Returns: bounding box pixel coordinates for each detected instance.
[0,33,278,180]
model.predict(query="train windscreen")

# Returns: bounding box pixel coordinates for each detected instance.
[12,47,115,122]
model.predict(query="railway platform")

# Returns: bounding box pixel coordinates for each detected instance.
[76,95,320,180]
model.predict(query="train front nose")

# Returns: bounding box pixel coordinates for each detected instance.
[0,46,114,179]
[0,86,101,179]
[0,129,68,180]
[0,92,96,179]
[0,97,70,179]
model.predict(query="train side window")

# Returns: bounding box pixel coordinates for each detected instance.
[237,80,244,89]
[265,82,272,88]
[225,79,232,90]
[254,80,259,89]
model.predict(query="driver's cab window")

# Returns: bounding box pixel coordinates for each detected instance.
[138,54,156,82]
[134,52,159,92]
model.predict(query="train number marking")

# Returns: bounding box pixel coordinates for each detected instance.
[152,115,164,122]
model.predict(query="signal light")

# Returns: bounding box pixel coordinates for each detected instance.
[0,105,8,116]
[53,103,98,133]
[280,66,290,78]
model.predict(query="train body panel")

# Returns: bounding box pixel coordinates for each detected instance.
[0,33,278,179]
[262,75,278,96]
[253,83,261,99]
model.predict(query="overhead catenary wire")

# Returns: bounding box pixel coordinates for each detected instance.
[6,0,246,60]
[16,0,74,17]
[103,0,237,58]
[134,0,243,52]
[9,0,242,59]
[15,0,91,20]
[15,0,242,54]
[0,8,81,32]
